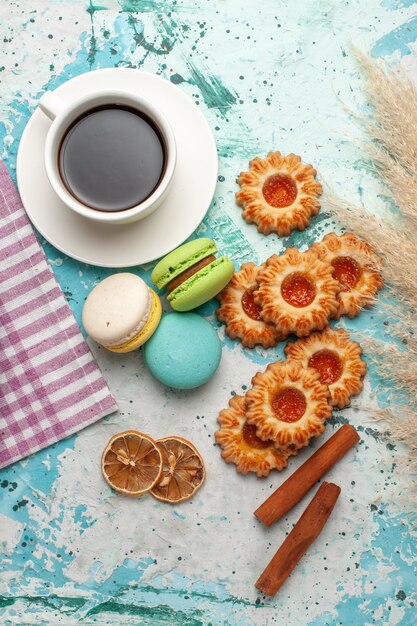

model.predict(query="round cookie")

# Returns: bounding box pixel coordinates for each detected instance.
[82,273,161,352]
[143,313,222,389]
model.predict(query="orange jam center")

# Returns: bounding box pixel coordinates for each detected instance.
[241,289,262,320]
[271,387,307,423]
[262,173,297,208]
[242,423,271,449]
[308,349,343,385]
[281,272,316,308]
[331,256,362,292]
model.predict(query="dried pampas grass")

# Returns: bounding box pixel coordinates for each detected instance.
[352,48,417,178]
[358,334,417,403]
[324,194,417,308]
[325,49,417,497]
[367,406,417,475]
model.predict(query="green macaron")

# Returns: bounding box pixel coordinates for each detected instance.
[151,237,234,311]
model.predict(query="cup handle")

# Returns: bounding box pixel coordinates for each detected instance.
[38,91,67,121]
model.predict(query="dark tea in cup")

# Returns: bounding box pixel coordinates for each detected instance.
[58,105,166,212]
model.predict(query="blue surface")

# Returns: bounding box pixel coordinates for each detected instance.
[0,1,417,625]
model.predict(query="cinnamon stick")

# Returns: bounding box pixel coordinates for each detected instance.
[255,481,340,596]
[255,424,359,526]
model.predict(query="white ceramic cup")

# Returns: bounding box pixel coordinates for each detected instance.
[38,89,176,224]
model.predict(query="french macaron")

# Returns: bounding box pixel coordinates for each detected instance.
[143,312,222,389]
[82,273,161,353]
[151,238,234,312]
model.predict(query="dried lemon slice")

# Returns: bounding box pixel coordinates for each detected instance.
[150,436,206,503]
[102,430,163,497]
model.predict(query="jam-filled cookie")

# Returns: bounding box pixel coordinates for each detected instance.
[311,232,383,318]
[215,395,293,477]
[254,248,340,338]
[236,151,322,236]
[284,327,366,409]
[216,262,282,348]
[245,360,332,450]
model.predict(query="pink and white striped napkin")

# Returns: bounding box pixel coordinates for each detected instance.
[0,162,118,469]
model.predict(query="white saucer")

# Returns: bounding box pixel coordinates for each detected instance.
[16,69,218,267]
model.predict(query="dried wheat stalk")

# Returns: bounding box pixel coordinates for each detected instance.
[358,334,417,403]
[325,51,417,494]
[353,48,417,177]
[362,145,417,231]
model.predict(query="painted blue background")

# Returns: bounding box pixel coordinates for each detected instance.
[0,1,416,624]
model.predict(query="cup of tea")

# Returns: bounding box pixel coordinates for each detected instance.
[38,88,176,224]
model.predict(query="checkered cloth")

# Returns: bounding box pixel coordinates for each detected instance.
[0,162,118,469]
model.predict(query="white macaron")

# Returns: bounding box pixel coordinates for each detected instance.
[82,273,162,352]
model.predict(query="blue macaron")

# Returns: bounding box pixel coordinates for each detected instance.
[143,312,221,389]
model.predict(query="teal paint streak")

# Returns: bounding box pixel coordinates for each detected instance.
[187,60,238,116]
[170,72,184,84]
[98,568,263,624]
[85,600,204,624]
[170,62,239,119]
[0,572,263,623]
[87,3,108,14]
[119,0,183,12]
[87,0,99,68]
[0,594,87,614]
[128,14,177,56]
[138,576,257,609]
[372,16,417,56]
